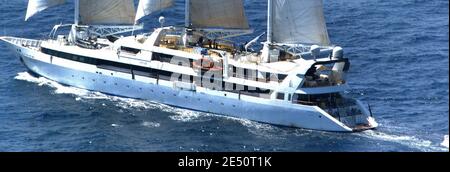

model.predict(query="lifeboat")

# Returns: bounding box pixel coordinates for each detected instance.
[192,57,223,72]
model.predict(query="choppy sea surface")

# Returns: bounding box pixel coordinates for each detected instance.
[0,0,448,152]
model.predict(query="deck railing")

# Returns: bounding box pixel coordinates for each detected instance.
[10,38,42,48]
[293,98,364,124]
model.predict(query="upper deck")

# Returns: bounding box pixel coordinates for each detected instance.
[154,28,322,75]
[151,28,348,85]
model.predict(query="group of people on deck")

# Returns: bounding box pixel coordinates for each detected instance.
[182,29,249,53]
[197,36,220,50]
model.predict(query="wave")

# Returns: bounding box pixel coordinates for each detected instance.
[111,124,121,128]
[225,116,287,139]
[142,121,161,128]
[442,135,449,149]
[15,72,108,99]
[356,130,448,152]
[14,72,212,123]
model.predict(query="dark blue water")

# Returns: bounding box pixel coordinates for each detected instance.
[0,0,448,152]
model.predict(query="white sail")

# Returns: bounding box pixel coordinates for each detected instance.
[25,0,65,21]
[135,0,174,22]
[188,0,249,29]
[78,0,136,25]
[270,0,330,45]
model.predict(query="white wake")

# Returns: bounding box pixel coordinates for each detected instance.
[14,72,210,123]
[15,72,107,99]
[442,135,449,149]
[356,130,448,152]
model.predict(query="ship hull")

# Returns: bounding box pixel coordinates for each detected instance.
[1,38,377,132]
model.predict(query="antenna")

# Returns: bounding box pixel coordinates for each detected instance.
[368,104,374,117]
[159,16,166,28]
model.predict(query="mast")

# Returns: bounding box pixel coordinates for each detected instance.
[69,0,80,44]
[74,0,79,25]
[185,0,190,27]
[261,0,273,63]
[267,0,273,43]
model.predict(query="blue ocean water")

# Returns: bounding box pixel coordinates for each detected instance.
[0,0,448,152]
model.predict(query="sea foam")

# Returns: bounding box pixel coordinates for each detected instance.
[442,135,449,149]
[14,72,209,123]
[357,130,447,152]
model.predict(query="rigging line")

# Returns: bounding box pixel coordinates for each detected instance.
[131,24,136,36]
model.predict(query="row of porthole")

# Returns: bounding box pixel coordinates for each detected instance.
[75,72,238,108]
[140,86,237,108]
[140,86,236,107]
[170,91,236,107]
[73,74,135,89]
[95,71,114,76]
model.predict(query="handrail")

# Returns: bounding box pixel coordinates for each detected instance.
[9,37,42,48]
[292,100,318,106]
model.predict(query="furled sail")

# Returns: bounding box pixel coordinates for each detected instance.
[25,0,65,21]
[270,0,330,45]
[78,0,136,25]
[135,0,174,22]
[188,0,249,29]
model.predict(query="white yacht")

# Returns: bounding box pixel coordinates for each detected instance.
[0,0,378,132]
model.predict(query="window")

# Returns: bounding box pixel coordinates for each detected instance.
[134,69,157,78]
[276,93,285,100]
[79,56,85,62]
[157,70,174,81]
[246,69,257,80]
[243,69,248,78]
[278,74,288,81]
[152,53,175,63]
[121,47,141,54]
[41,48,98,65]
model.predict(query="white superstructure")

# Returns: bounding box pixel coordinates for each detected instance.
[0,0,378,132]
